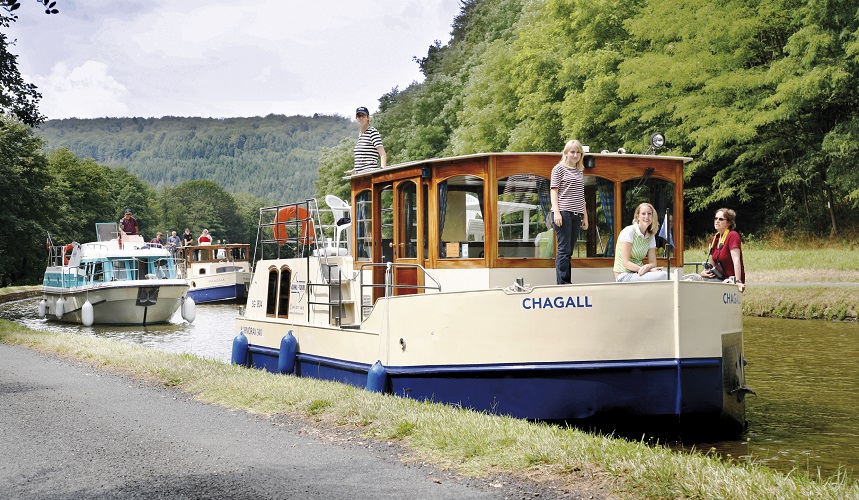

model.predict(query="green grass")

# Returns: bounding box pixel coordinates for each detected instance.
[0,319,856,499]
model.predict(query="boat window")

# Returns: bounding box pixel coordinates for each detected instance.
[112,259,130,280]
[439,175,484,259]
[266,267,278,317]
[621,175,675,253]
[277,266,291,318]
[154,258,171,279]
[380,185,394,263]
[398,182,418,259]
[229,248,247,261]
[355,190,372,261]
[578,176,616,258]
[216,266,244,273]
[496,174,551,259]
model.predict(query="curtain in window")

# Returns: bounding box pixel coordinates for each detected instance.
[537,177,551,230]
[437,180,448,257]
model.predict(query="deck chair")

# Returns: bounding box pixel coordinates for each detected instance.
[325,194,351,253]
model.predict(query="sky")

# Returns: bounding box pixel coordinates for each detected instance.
[6,0,462,120]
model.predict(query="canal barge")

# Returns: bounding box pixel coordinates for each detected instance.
[233,151,750,431]
[179,243,252,304]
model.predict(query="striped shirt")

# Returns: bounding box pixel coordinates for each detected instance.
[550,163,585,213]
[353,126,383,170]
[613,224,656,273]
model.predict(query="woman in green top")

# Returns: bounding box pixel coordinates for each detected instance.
[613,202,667,282]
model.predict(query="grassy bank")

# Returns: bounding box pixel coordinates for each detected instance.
[684,244,859,321]
[0,320,856,499]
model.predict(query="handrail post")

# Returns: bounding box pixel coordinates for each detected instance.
[385,261,393,297]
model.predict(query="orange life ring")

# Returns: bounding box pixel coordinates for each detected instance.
[274,206,315,244]
[62,243,75,265]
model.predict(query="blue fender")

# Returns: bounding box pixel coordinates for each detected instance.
[366,360,387,393]
[231,332,249,367]
[277,331,298,374]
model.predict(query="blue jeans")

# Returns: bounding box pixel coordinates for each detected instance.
[553,211,582,284]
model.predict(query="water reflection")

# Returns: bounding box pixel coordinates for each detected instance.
[0,297,236,363]
[1,298,857,479]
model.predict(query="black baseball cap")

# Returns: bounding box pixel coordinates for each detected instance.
[125,208,132,214]
[355,107,369,116]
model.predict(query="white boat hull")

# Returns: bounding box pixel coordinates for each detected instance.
[43,280,188,325]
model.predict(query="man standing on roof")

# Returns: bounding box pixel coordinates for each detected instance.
[119,209,139,236]
[352,106,386,172]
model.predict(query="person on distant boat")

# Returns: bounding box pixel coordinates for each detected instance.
[198,229,212,245]
[351,106,386,173]
[614,202,667,282]
[550,140,589,284]
[166,230,181,248]
[181,228,194,247]
[166,231,181,258]
[150,232,165,246]
[119,208,139,236]
[691,208,746,292]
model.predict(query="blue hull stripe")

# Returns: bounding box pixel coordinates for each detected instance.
[245,345,726,421]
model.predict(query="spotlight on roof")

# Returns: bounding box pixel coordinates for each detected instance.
[646,132,665,154]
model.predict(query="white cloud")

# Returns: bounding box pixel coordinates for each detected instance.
[8,0,460,119]
[35,61,130,118]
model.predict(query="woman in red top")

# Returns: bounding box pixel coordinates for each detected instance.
[198,229,212,244]
[700,208,745,292]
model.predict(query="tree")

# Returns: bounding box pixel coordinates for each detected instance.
[165,180,244,244]
[314,137,355,207]
[45,148,115,243]
[0,116,50,284]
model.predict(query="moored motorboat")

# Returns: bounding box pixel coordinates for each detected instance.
[179,243,252,304]
[233,151,751,433]
[41,223,194,326]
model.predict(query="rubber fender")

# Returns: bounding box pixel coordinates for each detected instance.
[231,332,249,367]
[277,331,298,374]
[82,300,94,326]
[182,296,196,323]
[366,360,388,393]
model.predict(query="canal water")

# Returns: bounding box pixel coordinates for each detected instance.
[1,299,856,479]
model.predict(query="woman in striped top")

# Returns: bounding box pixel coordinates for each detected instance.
[550,140,589,284]
[613,202,667,282]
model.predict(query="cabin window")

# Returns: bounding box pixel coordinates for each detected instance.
[277,266,291,318]
[91,262,105,282]
[266,268,278,317]
[621,176,675,253]
[380,185,394,262]
[154,258,171,279]
[398,182,418,259]
[229,248,247,261]
[578,176,616,258]
[355,190,372,261]
[439,175,485,259]
[496,174,551,259]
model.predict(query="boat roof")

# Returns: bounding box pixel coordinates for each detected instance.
[348,151,693,179]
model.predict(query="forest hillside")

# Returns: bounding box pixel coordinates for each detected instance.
[36,114,354,203]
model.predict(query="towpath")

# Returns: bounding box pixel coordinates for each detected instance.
[0,343,540,499]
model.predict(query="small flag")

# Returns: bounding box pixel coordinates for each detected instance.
[657,211,673,247]
[46,233,53,249]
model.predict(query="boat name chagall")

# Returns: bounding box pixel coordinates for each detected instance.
[521,295,592,309]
